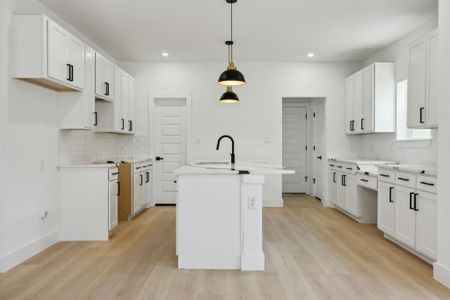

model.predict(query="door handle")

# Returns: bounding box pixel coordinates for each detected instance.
[155,156,164,161]
[420,107,425,124]
[105,82,110,96]
[414,193,419,211]
[94,112,98,126]
[389,187,393,203]
[316,156,322,160]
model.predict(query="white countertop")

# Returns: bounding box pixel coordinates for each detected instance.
[329,157,397,166]
[174,161,295,175]
[58,163,118,169]
[378,164,437,176]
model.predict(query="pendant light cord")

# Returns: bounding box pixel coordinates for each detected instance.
[230,1,233,62]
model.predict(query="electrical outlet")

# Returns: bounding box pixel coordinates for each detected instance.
[248,197,256,209]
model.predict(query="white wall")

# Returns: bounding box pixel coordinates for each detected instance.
[359,19,438,165]
[121,61,362,206]
[435,0,450,289]
[0,0,142,272]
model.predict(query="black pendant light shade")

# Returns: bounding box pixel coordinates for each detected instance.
[218,66,246,86]
[220,86,239,103]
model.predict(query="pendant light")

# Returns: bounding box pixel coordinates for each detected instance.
[218,0,246,86]
[220,86,239,103]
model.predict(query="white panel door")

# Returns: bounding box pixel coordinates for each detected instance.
[377,181,395,236]
[426,30,439,127]
[394,186,416,249]
[154,98,187,204]
[109,181,118,231]
[47,20,68,83]
[114,68,124,132]
[336,172,346,209]
[133,173,144,213]
[345,77,354,134]
[362,65,374,133]
[313,102,325,199]
[328,169,337,204]
[344,174,358,217]
[415,191,437,260]
[282,105,307,193]
[353,71,363,133]
[407,38,427,128]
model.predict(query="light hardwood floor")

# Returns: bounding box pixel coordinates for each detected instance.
[1,194,449,299]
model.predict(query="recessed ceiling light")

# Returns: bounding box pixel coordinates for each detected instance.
[162,52,169,57]
[307,53,315,58]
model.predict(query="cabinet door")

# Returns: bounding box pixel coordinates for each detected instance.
[66,35,85,89]
[344,174,358,217]
[336,173,347,209]
[345,77,354,134]
[415,191,437,260]
[114,68,124,132]
[83,48,96,128]
[128,77,136,133]
[407,38,427,128]
[121,73,130,132]
[47,20,68,83]
[377,182,395,236]
[426,30,439,127]
[109,181,118,231]
[362,65,374,133]
[145,170,152,206]
[133,173,143,214]
[394,186,416,248]
[353,72,363,134]
[328,169,337,204]
[95,53,114,100]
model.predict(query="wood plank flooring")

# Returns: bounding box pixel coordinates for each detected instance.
[1,194,449,299]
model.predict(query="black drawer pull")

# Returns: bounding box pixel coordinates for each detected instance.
[398,177,409,181]
[360,179,369,182]
[337,166,343,169]
[329,164,335,167]
[379,174,390,177]
[346,167,353,170]
[419,181,434,186]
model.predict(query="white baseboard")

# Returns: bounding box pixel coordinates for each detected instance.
[322,200,334,208]
[0,228,59,273]
[263,197,283,207]
[241,252,265,271]
[434,262,450,288]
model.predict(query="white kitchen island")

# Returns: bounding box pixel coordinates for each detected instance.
[174,161,294,271]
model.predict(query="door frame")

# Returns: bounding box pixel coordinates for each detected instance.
[148,93,192,205]
[282,101,310,194]
[311,100,326,200]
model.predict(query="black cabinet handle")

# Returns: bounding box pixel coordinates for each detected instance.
[346,167,353,170]
[414,193,419,211]
[420,107,425,124]
[361,118,364,130]
[129,120,133,132]
[146,171,150,183]
[342,175,346,187]
[389,187,394,203]
[140,174,143,186]
[398,177,409,181]
[329,164,335,167]
[333,172,336,183]
[337,166,343,169]
[409,192,414,210]
[117,182,120,196]
[105,82,110,96]
[360,179,369,182]
[419,181,434,186]
[94,112,98,126]
[121,118,125,130]
[316,156,322,160]
[155,156,164,161]
[66,64,73,81]
[379,174,390,177]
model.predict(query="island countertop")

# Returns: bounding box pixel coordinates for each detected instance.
[174,160,295,175]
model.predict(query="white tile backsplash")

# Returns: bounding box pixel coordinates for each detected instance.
[58,130,148,165]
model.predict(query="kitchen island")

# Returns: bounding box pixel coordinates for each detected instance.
[174,161,294,271]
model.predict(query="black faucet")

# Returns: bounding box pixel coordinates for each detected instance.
[216,135,235,170]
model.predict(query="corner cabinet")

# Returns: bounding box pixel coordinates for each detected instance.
[345,63,395,135]
[95,66,136,134]
[407,29,439,128]
[13,15,85,91]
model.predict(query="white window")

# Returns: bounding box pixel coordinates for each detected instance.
[396,80,432,141]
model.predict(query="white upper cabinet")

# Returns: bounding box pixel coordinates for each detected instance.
[95,53,114,101]
[345,63,395,135]
[13,15,85,91]
[407,29,439,129]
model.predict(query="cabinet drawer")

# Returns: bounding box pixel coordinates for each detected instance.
[334,163,356,174]
[417,175,437,194]
[395,171,416,188]
[357,174,377,190]
[378,168,395,183]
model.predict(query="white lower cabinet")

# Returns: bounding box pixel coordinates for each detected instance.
[336,173,347,209]
[109,179,119,231]
[377,167,437,261]
[334,171,358,217]
[133,172,145,214]
[377,181,395,236]
[394,185,416,249]
[328,169,338,205]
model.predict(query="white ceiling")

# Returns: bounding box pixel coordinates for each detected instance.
[38,0,437,62]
